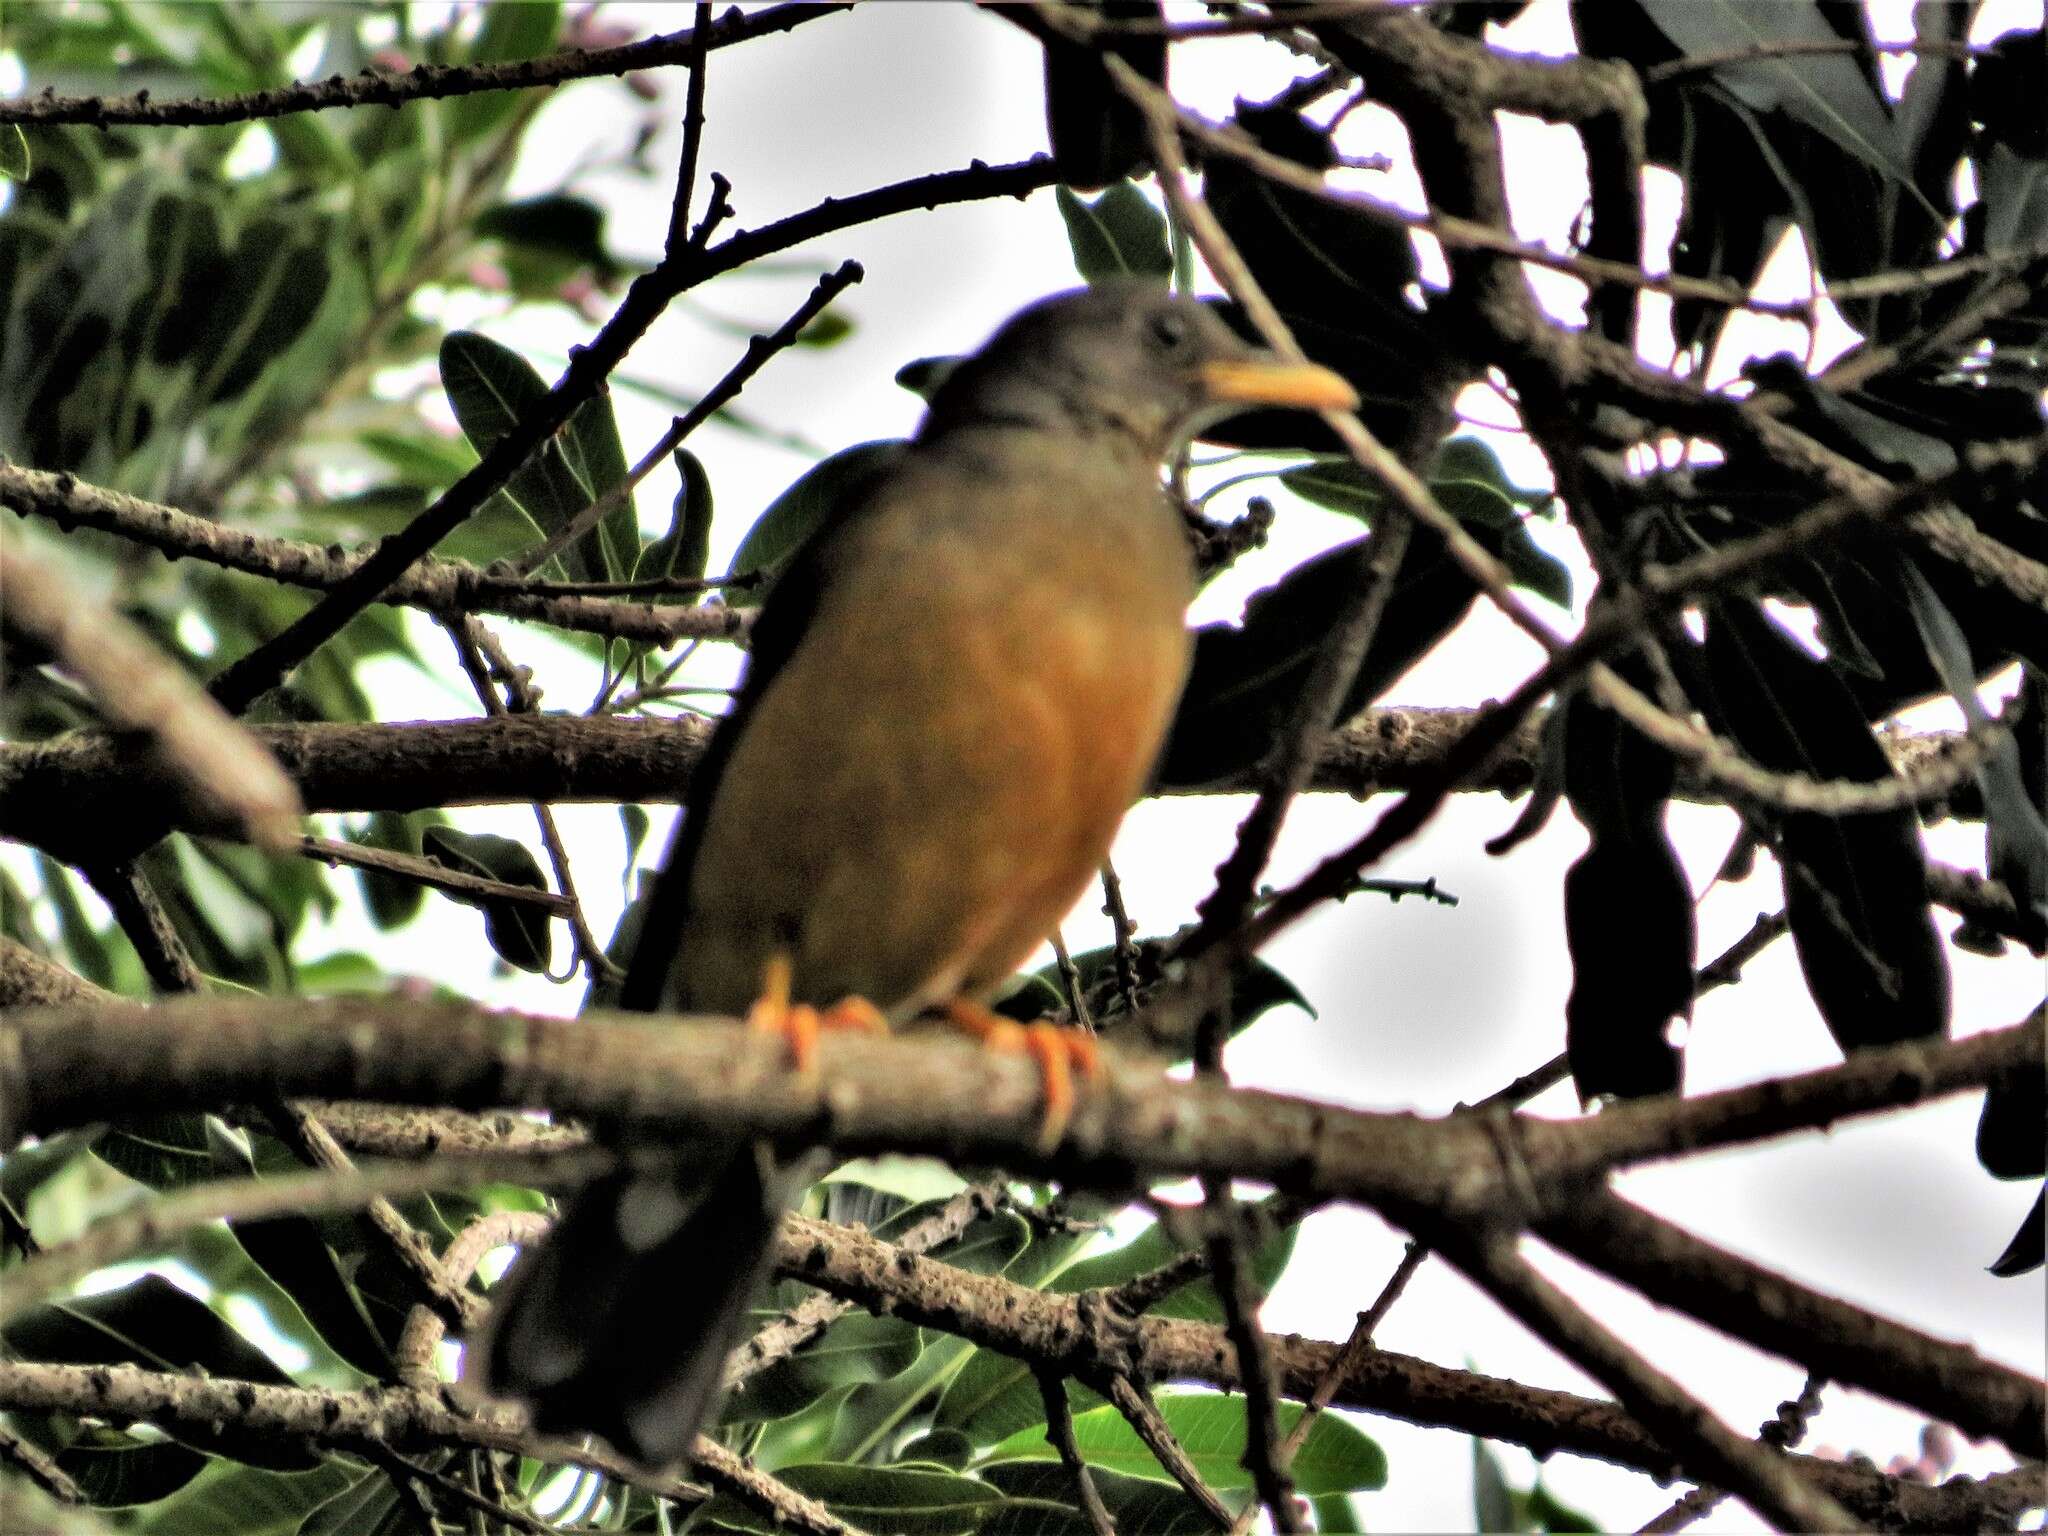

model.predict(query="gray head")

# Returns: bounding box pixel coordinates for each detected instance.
[921,283,1355,458]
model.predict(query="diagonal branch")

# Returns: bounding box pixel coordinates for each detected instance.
[1442,1234,1856,1532]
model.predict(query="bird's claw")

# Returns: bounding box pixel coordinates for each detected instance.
[944,1001,1100,1150]
[747,955,889,1073]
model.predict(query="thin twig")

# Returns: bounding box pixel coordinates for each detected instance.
[1101,1374,1237,1530]
[202,155,1055,712]
[1040,1368,1117,1536]
[507,260,863,577]
[300,835,575,915]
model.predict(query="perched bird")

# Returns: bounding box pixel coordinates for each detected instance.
[476,283,1356,1467]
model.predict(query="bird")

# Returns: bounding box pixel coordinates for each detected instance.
[474,282,1357,1468]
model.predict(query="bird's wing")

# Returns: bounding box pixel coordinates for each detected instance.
[617,448,901,1013]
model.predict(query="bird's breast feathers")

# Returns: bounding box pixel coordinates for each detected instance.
[678,489,1192,1016]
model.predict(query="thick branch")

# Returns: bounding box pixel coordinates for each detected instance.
[0,1362,855,1536]
[1541,1190,2047,1459]
[765,1213,2038,1529]
[0,710,1983,869]
[5,998,2034,1223]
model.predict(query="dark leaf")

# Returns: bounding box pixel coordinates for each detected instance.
[632,446,715,595]
[1977,1065,2047,1180]
[59,1433,209,1510]
[980,1460,1225,1536]
[1055,181,1172,283]
[4,1273,294,1384]
[1563,841,1691,1099]
[1634,1,1913,188]
[421,826,554,973]
[1897,563,2048,931]
[699,1462,1002,1535]
[726,441,904,604]
[475,192,621,285]
[1988,1188,2045,1277]
[196,217,333,405]
[438,330,630,581]
[127,1457,357,1536]
[1040,1,1165,190]
[1695,600,1950,1051]
[1158,524,1480,789]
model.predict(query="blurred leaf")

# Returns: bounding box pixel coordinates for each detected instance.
[445,0,561,144]
[0,124,30,180]
[980,1460,1225,1535]
[699,1463,1002,1536]
[476,191,623,291]
[421,826,554,974]
[987,1389,1385,1495]
[294,1467,412,1536]
[1978,1066,2047,1181]
[1561,666,1692,1101]
[57,1433,210,1510]
[128,1458,357,1536]
[726,441,903,604]
[4,1273,293,1384]
[1040,1,1163,190]
[1056,181,1172,282]
[1158,527,1480,789]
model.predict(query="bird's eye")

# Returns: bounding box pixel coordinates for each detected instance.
[1147,310,1190,351]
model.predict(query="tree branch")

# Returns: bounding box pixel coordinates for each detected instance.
[0,4,851,126]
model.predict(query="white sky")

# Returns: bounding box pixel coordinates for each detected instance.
[11,0,2046,1529]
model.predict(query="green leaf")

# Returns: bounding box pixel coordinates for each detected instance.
[439,330,628,581]
[726,441,903,604]
[987,1390,1386,1495]
[632,446,715,596]
[1050,1204,1299,1325]
[475,192,623,290]
[737,1311,926,1419]
[55,1433,210,1510]
[981,1460,1227,1535]
[1989,1188,2045,1277]
[129,1458,356,1536]
[445,0,561,143]
[1,125,31,181]
[698,1463,1004,1536]
[295,1468,410,1536]
[1056,182,1173,283]
[1281,454,1572,609]
[4,1273,294,1384]
[421,826,554,973]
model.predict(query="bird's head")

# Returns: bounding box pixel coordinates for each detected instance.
[921,283,1357,458]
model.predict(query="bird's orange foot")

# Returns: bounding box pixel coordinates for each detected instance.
[746,954,889,1074]
[943,1001,1101,1150]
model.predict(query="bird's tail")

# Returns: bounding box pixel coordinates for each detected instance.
[472,1143,791,1467]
